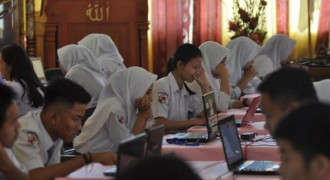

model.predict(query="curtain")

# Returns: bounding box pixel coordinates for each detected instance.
[151,0,192,77]
[276,0,289,35]
[315,0,329,51]
[193,0,222,46]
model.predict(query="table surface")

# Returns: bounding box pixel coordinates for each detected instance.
[55,161,280,180]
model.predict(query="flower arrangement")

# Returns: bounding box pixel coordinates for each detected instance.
[228,0,267,45]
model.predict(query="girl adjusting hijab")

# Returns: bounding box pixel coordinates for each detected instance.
[57,45,106,110]
[78,33,126,80]
[74,67,157,153]
[260,34,296,70]
[226,37,261,99]
[199,41,230,111]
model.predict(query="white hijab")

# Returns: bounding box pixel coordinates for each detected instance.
[57,44,106,85]
[253,55,274,78]
[225,37,262,85]
[75,67,157,145]
[261,34,296,69]
[78,34,126,78]
[199,41,230,92]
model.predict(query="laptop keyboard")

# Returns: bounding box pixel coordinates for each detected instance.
[243,161,274,171]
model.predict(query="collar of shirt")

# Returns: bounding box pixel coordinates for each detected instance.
[34,110,56,152]
[168,72,189,96]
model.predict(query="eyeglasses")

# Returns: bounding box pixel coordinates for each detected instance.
[166,138,199,146]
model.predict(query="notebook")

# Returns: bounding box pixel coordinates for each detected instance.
[217,115,279,175]
[236,96,260,127]
[104,133,147,177]
[166,91,218,143]
[145,125,165,157]
[30,57,46,83]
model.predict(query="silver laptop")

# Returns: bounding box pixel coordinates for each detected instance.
[218,115,279,175]
[30,57,46,83]
[166,91,218,143]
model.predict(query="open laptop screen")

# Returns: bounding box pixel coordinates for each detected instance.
[218,115,244,169]
[30,57,46,82]
[202,91,218,140]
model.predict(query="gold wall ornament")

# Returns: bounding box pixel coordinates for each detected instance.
[86,1,110,22]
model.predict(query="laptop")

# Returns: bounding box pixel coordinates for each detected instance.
[104,133,147,177]
[30,57,46,83]
[236,96,260,127]
[166,91,218,143]
[145,125,165,157]
[218,115,279,174]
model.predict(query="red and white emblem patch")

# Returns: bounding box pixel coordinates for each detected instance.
[158,92,168,103]
[27,132,38,145]
[118,116,124,124]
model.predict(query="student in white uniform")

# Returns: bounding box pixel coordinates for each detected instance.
[189,41,248,111]
[0,44,45,117]
[57,44,106,124]
[78,33,126,80]
[152,44,210,131]
[74,67,157,153]
[260,34,296,70]
[12,79,117,180]
[0,84,29,180]
[225,37,262,99]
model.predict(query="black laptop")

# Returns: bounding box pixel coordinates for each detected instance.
[104,133,147,177]
[145,125,165,157]
[218,115,279,175]
[166,91,218,143]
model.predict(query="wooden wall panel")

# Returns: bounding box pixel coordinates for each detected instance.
[40,0,149,70]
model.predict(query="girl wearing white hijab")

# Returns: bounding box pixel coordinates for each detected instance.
[261,34,296,70]
[74,67,157,153]
[57,44,106,122]
[78,33,126,80]
[226,37,262,99]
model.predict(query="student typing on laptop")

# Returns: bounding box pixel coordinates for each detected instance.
[152,44,210,131]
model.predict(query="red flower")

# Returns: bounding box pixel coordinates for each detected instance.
[249,17,258,29]
[261,0,267,6]
[240,29,248,36]
[238,8,250,23]
[229,21,240,31]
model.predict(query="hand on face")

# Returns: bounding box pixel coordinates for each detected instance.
[243,61,258,81]
[193,67,209,88]
[214,59,229,79]
[136,96,151,112]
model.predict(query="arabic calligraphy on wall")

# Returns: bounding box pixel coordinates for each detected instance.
[86,1,110,22]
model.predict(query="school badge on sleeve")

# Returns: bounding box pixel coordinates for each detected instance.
[27,132,38,145]
[158,92,168,103]
[118,116,125,124]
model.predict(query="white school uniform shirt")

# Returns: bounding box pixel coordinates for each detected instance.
[225,37,262,99]
[0,148,27,179]
[74,67,157,153]
[152,72,204,121]
[6,80,43,117]
[78,33,126,80]
[12,110,63,171]
[260,34,296,70]
[58,44,106,110]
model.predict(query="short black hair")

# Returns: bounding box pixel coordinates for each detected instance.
[0,84,16,128]
[257,67,317,108]
[43,78,91,110]
[117,156,201,180]
[273,101,330,165]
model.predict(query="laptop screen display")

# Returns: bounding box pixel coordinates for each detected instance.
[202,91,218,139]
[219,116,244,166]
